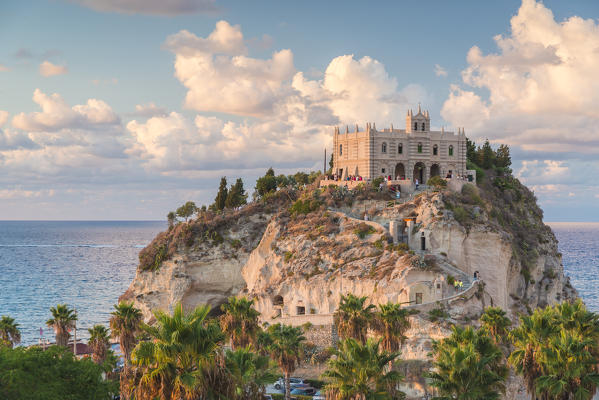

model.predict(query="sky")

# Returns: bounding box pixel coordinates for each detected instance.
[1,0,599,221]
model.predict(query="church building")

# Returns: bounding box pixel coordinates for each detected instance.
[332,106,471,183]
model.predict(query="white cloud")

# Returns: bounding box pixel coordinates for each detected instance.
[69,0,218,16]
[133,103,168,118]
[12,89,119,131]
[0,111,8,126]
[39,60,68,77]
[434,64,447,77]
[441,0,599,154]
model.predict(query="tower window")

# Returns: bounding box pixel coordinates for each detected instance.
[433,144,438,156]
[398,143,403,154]
[418,143,423,153]
[339,144,343,156]
[422,122,426,131]
[449,145,454,156]
[381,142,387,153]
[414,122,418,130]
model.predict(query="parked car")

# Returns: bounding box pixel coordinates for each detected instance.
[273,377,305,390]
[290,387,316,396]
[263,395,273,400]
[313,390,325,400]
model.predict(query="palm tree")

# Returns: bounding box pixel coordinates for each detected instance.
[509,301,599,400]
[334,294,376,343]
[480,307,511,346]
[265,323,305,400]
[220,296,261,350]
[509,306,559,398]
[428,326,507,400]
[225,346,278,399]
[322,338,404,400]
[109,301,142,366]
[131,303,226,399]
[535,330,599,400]
[46,304,77,347]
[0,315,21,348]
[371,303,416,353]
[88,325,110,365]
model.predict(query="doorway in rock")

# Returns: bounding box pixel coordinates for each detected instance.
[296,306,305,315]
[415,293,423,304]
[395,163,405,180]
[430,164,440,178]
[413,162,425,183]
[421,232,426,251]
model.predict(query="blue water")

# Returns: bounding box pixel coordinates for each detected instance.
[548,222,599,312]
[0,221,596,345]
[0,221,164,345]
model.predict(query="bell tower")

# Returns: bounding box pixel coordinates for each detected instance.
[406,104,430,133]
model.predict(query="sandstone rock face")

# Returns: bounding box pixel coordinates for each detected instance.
[121,185,576,399]
[120,213,270,322]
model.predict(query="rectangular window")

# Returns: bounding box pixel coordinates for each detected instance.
[418,143,423,153]
[339,144,343,156]
[296,306,305,315]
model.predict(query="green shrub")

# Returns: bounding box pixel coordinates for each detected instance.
[453,206,469,224]
[284,251,293,262]
[447,275,456,286]
[289,198,322,215]
[428,307,449,322]
[427,175,447,189]
[354,223,376,239]
[229,239,242,249]
[372,176,385,189]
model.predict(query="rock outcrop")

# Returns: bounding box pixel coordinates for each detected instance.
[121,177,577,399]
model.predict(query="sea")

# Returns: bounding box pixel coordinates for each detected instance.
[0,220,597,346]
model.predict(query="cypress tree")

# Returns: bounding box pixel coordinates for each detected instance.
[214,177,228,211]
[225,178,247,208]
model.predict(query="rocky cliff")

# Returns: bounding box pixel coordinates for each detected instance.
[121,176,577,398]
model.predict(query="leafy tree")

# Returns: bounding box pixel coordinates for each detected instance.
[0,345,116,400]
[322,338,405,400]
[219,296,261,350]
[480,307,511,346]
[478,139,495,169]
[265,324,305,400]
[226,178,248,208]
[428,326,508,400]
[225,347,278,400]
[0,316,20,348]
[334,294,376,343]
[466,137,477,165]
[371,303,416,354]
[46,304,77,347]
[176,201,197,222]
[255,168,278,197]
[214,176,229,211]
[132,303,227,400]
[495,144,512,170]
[109,301,142,367]
[293,171,310,186]
[167,211,176,228]
[276,174,290,189]
[88,325,110,365]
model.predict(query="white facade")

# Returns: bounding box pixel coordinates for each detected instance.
[333,106,468,183]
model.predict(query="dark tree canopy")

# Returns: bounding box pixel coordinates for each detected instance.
[213,177,229,211]
[176,201,197,222]
[225,178,247,208]
[0,346,116,400]
[255,168,278,197]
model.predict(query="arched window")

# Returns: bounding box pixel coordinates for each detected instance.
[414,122,418,130]
[339,144,343,156]
[422,122,426,131]
[418,142,423,153]
[398,143,403,154]
[381,142,387,153]
[433,144,438,156]
[449,145,454,156]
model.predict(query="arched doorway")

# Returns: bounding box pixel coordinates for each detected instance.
[413,162,425,183]
[430,164,440,178]
[395,163,405,180]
